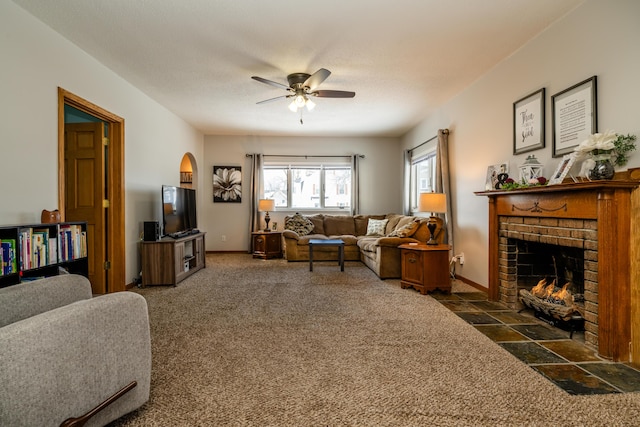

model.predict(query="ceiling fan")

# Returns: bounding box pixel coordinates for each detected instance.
[251,68,355,114]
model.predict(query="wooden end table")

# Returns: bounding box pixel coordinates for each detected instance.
[308,239,345,272]
[399,243,451,294]
[252,231,282,259]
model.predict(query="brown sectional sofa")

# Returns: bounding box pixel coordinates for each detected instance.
[282,213,445,279]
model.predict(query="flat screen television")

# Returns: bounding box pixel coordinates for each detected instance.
[162,185,197,237]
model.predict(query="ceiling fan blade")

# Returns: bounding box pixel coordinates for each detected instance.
[304,68,331,91]
[312,90,356,98]
[251,76,290,90]
[256,95,289,104]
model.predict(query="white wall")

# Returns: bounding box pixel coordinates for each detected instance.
[0,2,204,284]
[203,135,402,251]
[402,0,640,288]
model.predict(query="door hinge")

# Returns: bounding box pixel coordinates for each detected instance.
[103,199,110,208]
[104,261,111,270]
[103,137,109,146]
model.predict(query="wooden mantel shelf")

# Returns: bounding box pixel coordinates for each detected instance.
[475,180,640,197]
[476,178,640,364]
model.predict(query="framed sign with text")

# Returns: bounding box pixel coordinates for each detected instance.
[513,88,545,155]
[552,76,597,157]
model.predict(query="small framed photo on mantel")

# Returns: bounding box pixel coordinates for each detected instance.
[513,88,545,155]
[548,153,577,185]
[485,162,509,190]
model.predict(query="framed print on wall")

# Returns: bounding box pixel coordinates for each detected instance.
[513,88,545,155]
[213,165,242,203]
[552,76,597,157]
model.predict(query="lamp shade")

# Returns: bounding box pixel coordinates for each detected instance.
[418,192,446,213]
[258,199,275,212]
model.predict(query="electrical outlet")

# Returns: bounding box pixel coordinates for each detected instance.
[221,235,227,242]
[459,252,465,265]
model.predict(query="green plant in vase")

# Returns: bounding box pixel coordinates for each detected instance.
[574,131,637,180]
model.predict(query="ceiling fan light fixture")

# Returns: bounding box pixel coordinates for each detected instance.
[253,68,355,116]
[294,94,306,107]
[305,98,315,111]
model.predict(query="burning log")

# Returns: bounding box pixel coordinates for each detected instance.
[519,279,583,321]
[548,282,573,306]
[530,278,547,297]
[542,280,556,299]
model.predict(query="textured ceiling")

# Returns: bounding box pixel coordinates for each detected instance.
[13,0,583,137]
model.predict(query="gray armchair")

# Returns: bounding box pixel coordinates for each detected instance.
[0,275,151,427]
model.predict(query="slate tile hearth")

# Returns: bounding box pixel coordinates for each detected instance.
[430,289,640,395]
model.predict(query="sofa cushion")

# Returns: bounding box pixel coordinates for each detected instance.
[328,235,358,245]
[412,219,431,242]
[413,217,444,243]
[384,214,404,235]
[388,219,420,238]
[307,214,325,235]
[324,215,356,236]
[395,216,416,229]
[354,214,385,236]
[285,213,315,236]
[357,237,379,253]
[366,218,389,236]
[296,234,330,245]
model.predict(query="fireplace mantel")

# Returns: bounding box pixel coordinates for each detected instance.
[476,180,640,364]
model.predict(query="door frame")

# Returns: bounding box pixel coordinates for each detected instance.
[58,87,126,293]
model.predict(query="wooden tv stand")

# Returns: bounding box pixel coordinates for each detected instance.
[140,232,206,286]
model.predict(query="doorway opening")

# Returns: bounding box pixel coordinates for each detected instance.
[58,88,126,293]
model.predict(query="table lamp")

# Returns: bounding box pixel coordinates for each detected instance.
[418,192,446,245]
[258,199,275,232]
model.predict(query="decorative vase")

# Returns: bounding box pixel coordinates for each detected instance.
[589,152,615,180]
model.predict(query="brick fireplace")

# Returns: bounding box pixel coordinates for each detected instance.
[498,217,596,347]
[477,181,640,364]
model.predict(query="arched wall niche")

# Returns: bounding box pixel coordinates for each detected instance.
[180,153,197,190]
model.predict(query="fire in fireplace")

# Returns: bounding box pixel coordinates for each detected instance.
[515,241,586,335]
[515,240,584,298]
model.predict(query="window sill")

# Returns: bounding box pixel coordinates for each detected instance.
[275,208,351,215]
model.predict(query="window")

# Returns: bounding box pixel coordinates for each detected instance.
[263,168,288,207]
[409,151,437,213]
[264,163,351,210]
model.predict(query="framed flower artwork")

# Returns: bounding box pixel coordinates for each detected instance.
[213,165,242,203]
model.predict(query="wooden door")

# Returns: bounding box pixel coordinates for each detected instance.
[65,122,106,294]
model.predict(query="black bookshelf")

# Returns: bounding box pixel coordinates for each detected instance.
[0,221,88,288]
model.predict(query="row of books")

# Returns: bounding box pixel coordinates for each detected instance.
[0,240,17,276]
[58,224,88,262]
[0,225,87,276]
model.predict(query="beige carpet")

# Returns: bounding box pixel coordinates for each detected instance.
[112,254,640,426]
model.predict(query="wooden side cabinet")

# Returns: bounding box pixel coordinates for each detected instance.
[141,232,206,286]
[399,244,451,294]
[252,231,282,259]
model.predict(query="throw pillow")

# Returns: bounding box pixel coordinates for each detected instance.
[388,220,420,238]
[285,213,315,236]
[366,218,389,236]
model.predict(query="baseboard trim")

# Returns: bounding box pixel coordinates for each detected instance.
[206,250,251,254]
[454,275,488,293]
